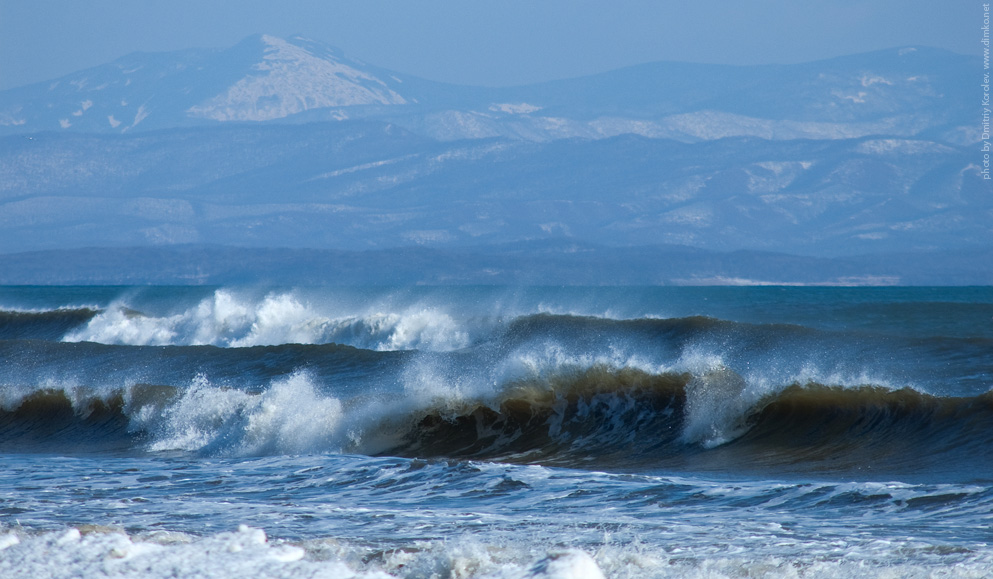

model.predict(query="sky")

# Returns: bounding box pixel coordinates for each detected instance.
[0,0,979,91]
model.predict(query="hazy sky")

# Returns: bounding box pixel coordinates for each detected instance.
[0,0,978,91]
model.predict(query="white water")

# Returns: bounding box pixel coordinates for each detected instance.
[3,523,991,579]
[64,289,476,351]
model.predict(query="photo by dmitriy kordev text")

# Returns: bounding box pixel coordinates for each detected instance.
[982,3,991,178]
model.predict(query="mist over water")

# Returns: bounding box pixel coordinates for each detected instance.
[1,285,992,578]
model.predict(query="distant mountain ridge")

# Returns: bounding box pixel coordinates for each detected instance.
[0,35,978,145]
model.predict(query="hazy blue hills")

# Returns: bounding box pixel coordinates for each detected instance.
[0,35,976,143]
[1,122,984,255]
[0,35,988,285]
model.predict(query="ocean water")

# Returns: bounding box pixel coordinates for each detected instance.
[1,285,992,578]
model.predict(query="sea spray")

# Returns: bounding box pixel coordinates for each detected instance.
[135,373,346,455]
[64,289,474,351]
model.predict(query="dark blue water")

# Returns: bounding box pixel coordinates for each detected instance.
[1,286,991,578]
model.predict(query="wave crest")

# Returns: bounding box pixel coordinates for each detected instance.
[3,363,991,478]
[63,290,472,351]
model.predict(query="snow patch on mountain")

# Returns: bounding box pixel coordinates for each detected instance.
[412,108,929,143]
[128,105,149,130]
[489,103,542,114]
[187,35,407,122]
[746,161,813,194]
[835,91,868,104]
[306,156,415,182]
[0,110,26,127]
[860,74,894,87]
[72,100,93,117]
[855,139,955,155]
[659,111,917,141]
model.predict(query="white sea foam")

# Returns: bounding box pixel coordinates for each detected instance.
[0,525,623,579]
[0,526,383,579]
[0,304,101,314]
[2,524,991,579]
[63,289,473,351]
[130,373,347,456]
[125,368,471,457]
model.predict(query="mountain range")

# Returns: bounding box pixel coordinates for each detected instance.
[0,34,978,142]
[0,34,988,284]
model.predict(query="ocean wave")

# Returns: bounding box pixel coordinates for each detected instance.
[62,290,475,351]
[46,291,993,398]
[0,307,100,341]
[54,289,798,352]
[381,368,993,477]
[3,365,991,479]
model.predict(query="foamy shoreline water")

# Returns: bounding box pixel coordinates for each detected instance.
[3,522,991,578]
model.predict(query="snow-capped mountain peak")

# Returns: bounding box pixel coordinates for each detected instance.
[187,35,407,122]
[0,34,410,133]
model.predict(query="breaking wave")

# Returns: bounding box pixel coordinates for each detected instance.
[3,365,991,478]
[61,290,475,351]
